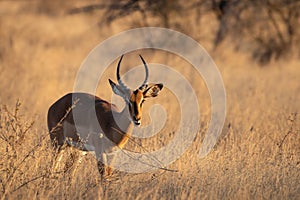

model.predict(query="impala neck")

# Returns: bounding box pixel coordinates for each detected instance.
[115,104,133,135]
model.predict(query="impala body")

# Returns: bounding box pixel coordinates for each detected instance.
[47,55,163,176]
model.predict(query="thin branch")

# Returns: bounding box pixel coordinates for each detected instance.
[278,112,297,148]
[111,127,178,172]
[68,4,106,14]
[11,174,46,193]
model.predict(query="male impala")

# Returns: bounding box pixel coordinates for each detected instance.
[47,54,163,177]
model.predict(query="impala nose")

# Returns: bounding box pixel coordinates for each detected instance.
[133,116,141,126]
[134,120,141,126]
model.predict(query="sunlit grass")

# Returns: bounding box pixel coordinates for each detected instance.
[0,1,299,199]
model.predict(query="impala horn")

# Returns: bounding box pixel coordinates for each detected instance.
[116,54,129,90]
[138,54,149,90]
[116,54,149,90]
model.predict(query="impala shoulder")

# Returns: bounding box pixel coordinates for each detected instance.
[95,100,118,112]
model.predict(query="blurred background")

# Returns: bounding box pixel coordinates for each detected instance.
[1,0,300,114]
[0,0,299,199]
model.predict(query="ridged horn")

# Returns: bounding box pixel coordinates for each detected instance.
[116,54,129,90]
[139,54,149,89]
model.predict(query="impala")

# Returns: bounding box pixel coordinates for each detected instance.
[47,54,163,177]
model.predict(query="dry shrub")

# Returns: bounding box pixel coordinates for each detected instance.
[0,101,100,199]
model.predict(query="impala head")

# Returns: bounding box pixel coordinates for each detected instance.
[109,55,163,126]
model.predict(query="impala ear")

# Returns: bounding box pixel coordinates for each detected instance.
[109,79,129,100]
[143,83,163,98]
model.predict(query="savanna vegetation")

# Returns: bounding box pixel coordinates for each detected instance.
[0,1,299,199]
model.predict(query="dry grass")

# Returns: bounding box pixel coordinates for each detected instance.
[0,1,299,199]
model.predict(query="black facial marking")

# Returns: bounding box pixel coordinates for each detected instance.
[133,102,138,115]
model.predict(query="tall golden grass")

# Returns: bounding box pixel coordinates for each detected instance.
[0,1,299,199]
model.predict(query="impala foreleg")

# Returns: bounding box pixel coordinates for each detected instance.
[97,153,113,178]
